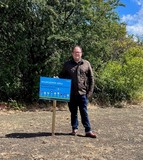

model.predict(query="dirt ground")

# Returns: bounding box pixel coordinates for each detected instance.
[0,103,143,160]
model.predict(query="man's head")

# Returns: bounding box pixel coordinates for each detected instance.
[72,45,82,63]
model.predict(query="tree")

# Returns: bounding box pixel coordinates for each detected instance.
[1,0,141,104]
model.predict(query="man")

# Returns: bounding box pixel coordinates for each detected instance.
[59,45,96,138]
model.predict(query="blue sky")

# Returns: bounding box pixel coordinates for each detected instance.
[116,0,143,38]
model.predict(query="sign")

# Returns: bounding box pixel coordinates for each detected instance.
[39,76,71,102]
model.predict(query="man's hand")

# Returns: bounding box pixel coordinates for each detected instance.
[87,92,92,99]
[53,76,59,78]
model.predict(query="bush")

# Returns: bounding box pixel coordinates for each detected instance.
[95,47,143,105]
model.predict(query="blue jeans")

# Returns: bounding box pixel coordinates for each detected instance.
[68,95,91,133]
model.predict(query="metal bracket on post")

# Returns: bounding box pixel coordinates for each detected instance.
[52,100,56,136]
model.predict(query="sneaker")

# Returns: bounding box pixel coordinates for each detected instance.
[70,129,78,136]
[85,131,96,138]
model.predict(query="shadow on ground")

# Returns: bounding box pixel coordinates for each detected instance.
[5,132,71,138]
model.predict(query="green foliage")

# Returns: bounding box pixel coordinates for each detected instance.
[0,0,74,102]
[8,99,25,110]
[95,47,143,104]
[0,0,143,105]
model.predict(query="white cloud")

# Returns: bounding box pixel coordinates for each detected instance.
[121,14,136,23]
[133,0,143,6]
[127,24,143,36]
[121,1,143,38]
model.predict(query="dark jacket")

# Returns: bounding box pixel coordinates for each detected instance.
[59,59,94,97]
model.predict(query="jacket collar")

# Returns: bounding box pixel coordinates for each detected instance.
[72,58,84,65]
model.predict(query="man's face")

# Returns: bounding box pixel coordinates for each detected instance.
[72,47,82,62]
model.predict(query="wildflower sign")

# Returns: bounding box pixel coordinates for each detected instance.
[39,76,71,136]
[39,76,71,102]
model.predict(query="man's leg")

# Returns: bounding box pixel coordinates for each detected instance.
[78,95,96,138]
[78,95,91,132]
[68,96,78,131]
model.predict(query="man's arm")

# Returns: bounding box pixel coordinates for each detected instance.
[87,62,94,98]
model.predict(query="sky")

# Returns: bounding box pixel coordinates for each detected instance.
[116,0,143,39]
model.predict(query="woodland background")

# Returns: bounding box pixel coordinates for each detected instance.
[0,0,143,108]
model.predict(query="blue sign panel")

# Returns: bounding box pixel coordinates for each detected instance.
[39,77,71,102]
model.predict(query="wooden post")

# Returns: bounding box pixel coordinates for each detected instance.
[52,100,56,136]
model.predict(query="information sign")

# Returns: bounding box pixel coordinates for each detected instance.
[39,77,71,102]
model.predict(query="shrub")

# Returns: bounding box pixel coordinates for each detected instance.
[95,47,143,105]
